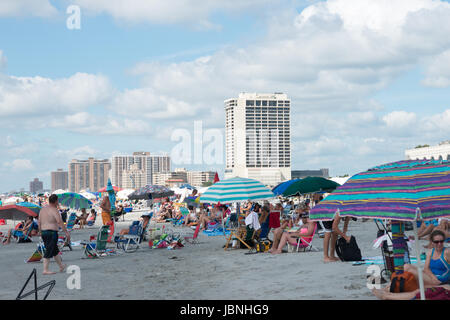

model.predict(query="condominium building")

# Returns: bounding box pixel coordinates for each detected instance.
[291,169,330,180]
[224,92,291,186]
[68,158,111,193]
[405,141,450,161]
[152,169,187,187]
[30,178,44,194]
[111,152,171,189]
[187,171,216,187]
[51,169,68,192]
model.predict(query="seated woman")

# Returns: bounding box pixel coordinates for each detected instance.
[75,208,89,228]
[372,283,450,300]
[198,207,221,231]
[270,209,316,255]
[86,209,97,224]
[184,206,198,227]
[3,216,39,244]
[119,214,152,236]
[404,230,450,287]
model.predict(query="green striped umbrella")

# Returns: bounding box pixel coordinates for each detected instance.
[57,192,93,209]
[199,177,275,204]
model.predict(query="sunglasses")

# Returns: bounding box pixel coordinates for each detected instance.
[432,240,444,244]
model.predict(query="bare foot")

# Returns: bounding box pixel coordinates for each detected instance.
[43,271,56,275]
[329,256,340,261]
[59,264,67,273]
[372,288,386,300]
[324,257,338,263]
[271,249,282,255]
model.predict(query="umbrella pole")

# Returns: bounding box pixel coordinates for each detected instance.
[413,214,425,300]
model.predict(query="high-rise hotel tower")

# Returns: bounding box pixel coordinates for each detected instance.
[224,93,291,186]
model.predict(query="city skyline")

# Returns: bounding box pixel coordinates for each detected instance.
[1,0,450,192]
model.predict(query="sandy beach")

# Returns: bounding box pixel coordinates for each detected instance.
[0,210,430,300]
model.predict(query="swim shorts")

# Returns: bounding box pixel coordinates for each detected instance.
[41,230,59,259]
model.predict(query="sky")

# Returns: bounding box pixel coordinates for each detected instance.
[1,0,450,193]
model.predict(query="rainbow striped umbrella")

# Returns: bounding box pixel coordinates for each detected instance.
[199,177,275,204]
[310,159,450,221]
[57,192,92,210]
[310,159,450,300]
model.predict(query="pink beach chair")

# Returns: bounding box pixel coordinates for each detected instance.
[287,223,318,253]
[184,223,201,244]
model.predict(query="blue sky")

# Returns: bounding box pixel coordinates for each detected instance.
[1,0,450,193]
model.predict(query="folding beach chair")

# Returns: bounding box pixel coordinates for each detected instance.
[13,226,34,243]
[287,223,319,253]
[81,225,112,258]
[115,221,143,253]
[58,212,77,251]
[184,223,201,244]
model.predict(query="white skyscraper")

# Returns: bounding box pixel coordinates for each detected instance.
[224,93,291,186]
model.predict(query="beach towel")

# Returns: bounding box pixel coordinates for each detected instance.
[203,229,231,236]
[352,256,418,266]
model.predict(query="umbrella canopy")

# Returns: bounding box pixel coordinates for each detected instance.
[0,203,39,220]
[272,179,300,196]
[310,159,450,221]
[57,192,93,210]
[128,185,174,200]
[281,177,340,197]
[98,185,122,193]
[79,192,97,201]
[116,189,135,200]
[199,177,275,204]
[3,196,24,205]
[310,159,450,300]
[179,183,194,190]
[15,202,41,215]
[52,189,67,195]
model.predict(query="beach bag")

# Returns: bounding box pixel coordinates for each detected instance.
[255,239,273,253]
[335,236,362,261]
[390,271,419,293]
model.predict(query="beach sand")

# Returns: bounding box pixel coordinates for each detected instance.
[0,211,430,300]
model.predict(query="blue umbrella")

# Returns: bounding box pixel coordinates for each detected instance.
[272,179,300,196]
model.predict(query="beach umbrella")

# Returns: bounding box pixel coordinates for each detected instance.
[310,159,450,300]
[98,185,122,193]
[213,172,220,184]
[116,189,135,200]
[199,177,275,204]
[272,179,300,196]
[57,192,93,210]
[179,183,194,190]
[16,202,41,215]
[106,179,116,215]
[281,177,340,197]
[0,203,39,220]
[3,196,24,205]
[128,185,174,200]
[52,189,67,195]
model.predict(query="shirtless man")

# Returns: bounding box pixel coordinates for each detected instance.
[38,194,69,275]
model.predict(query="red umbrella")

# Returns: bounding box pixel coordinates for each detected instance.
[98,185,122,193]
[0,204,38,220]
[213,172,220,184]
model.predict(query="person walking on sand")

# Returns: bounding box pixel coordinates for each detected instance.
[100,195,112,225]
[38,194,68,275]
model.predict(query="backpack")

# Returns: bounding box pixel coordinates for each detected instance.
[335,236,362,261]
[390,271,419,293]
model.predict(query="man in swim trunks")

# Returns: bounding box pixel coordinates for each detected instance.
[38,194,70,275]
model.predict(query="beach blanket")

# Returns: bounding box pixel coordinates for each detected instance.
[203,229,231,237]
[352,256,418,266]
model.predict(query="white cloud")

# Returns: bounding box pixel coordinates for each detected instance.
[382,111,417,129]
[0,72,113,117]
[4,159,34,171]
[72,0,275,29]
[422,50,450,87]
[0,0,57,17]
